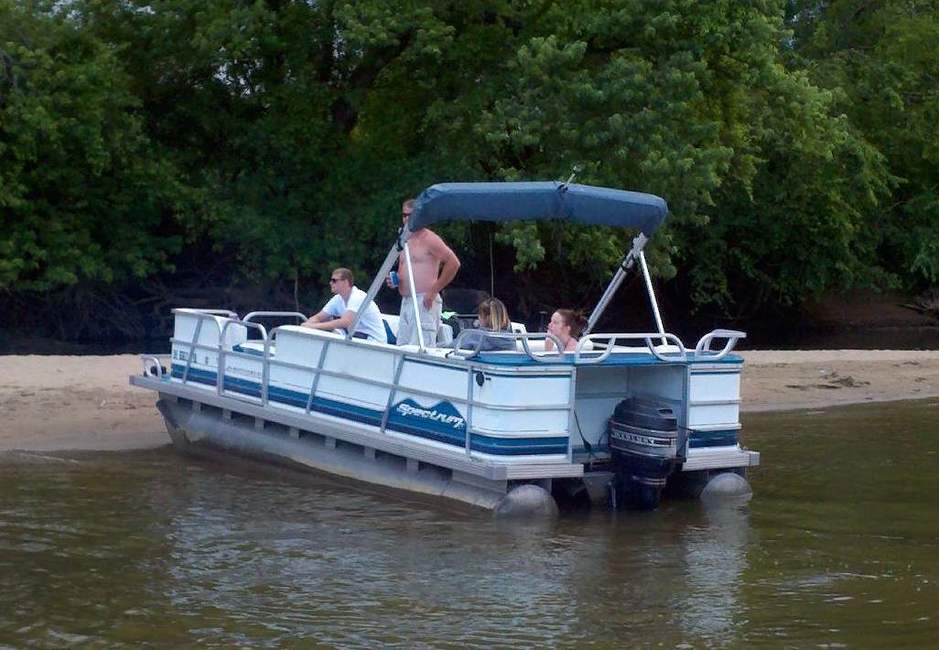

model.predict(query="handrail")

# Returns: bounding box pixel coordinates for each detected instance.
[219,319,270,402]
[307,338,331,414]
[574,332,688,363]
[448,329,566,364]
[175,310,239,386]
[172,308,238,318]
[380,355,407,434]
[694,329,746,361]
[182,317,204,384]
[140,355,165,379]
[243,311,307,324]
[169,334,571,411]
[265,324,335,415]
[464,362,475,455]
[168,319,580,455]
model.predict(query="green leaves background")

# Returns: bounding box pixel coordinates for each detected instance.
[1,0,935,329]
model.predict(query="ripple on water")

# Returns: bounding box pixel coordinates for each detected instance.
[2,402,939,647]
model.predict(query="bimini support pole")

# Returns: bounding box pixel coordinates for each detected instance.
[638,250,667,346]
[402,241,426,351]
[584,233,647,336]
[347,231,409,341]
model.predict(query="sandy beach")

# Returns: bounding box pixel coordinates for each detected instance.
[1,351,937,451]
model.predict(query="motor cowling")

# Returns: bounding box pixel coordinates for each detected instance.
[608,397,687,510]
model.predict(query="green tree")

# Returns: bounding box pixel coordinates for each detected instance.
[1,0,907,332]
[0,0,182,290]
[472,0,891,313]
[786,0,939,288]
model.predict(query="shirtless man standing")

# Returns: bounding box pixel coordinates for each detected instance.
[392,198,461,346]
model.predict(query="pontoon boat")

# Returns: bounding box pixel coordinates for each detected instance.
[130,182,759,515]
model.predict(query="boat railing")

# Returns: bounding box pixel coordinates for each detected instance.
[141,355,167,379]
[693,329,746,361]
[171,308,244,384]
[219,319,272,401]
[167,310,270,405]
[449,328,693,364]
[575,333,688,363]
[168,318,575,460]
[261,325,575,460]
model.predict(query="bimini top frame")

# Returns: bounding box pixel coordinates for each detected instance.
[350,181,670,350]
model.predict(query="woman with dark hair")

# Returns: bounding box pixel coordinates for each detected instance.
[544,308,587,352]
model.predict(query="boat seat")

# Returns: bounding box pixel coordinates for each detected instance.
[437,323,453,346]
[517,339,595,352]
[233,341,273,357]
[381,314,399,337]
[383,319,397,345]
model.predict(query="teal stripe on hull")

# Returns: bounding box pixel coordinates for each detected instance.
[170,364,567,456]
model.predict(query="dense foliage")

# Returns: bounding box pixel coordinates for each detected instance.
[1,0,936,339]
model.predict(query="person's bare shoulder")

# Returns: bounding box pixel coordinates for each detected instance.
[421,228,457,260]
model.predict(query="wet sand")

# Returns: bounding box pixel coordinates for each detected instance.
[1,351,937,451]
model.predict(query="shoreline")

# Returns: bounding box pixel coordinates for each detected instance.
[1,351,937,452]
[739,350,939,412]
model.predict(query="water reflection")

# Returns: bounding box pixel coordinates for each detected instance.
[675,502,751,644]
[2,400,939,647]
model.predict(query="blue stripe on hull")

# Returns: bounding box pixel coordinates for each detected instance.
[171,365,566,457]
[688,429,739,448]
[472,352,743,367]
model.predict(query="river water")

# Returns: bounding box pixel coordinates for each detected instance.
[2,399,938,648]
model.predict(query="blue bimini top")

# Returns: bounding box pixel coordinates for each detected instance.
[408,181,668,237]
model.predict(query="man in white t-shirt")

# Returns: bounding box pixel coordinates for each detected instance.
[301,267,388,343]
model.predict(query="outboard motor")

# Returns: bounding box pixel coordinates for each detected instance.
[608,397,687,510]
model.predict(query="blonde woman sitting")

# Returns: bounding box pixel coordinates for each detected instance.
[456,297,516,352]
